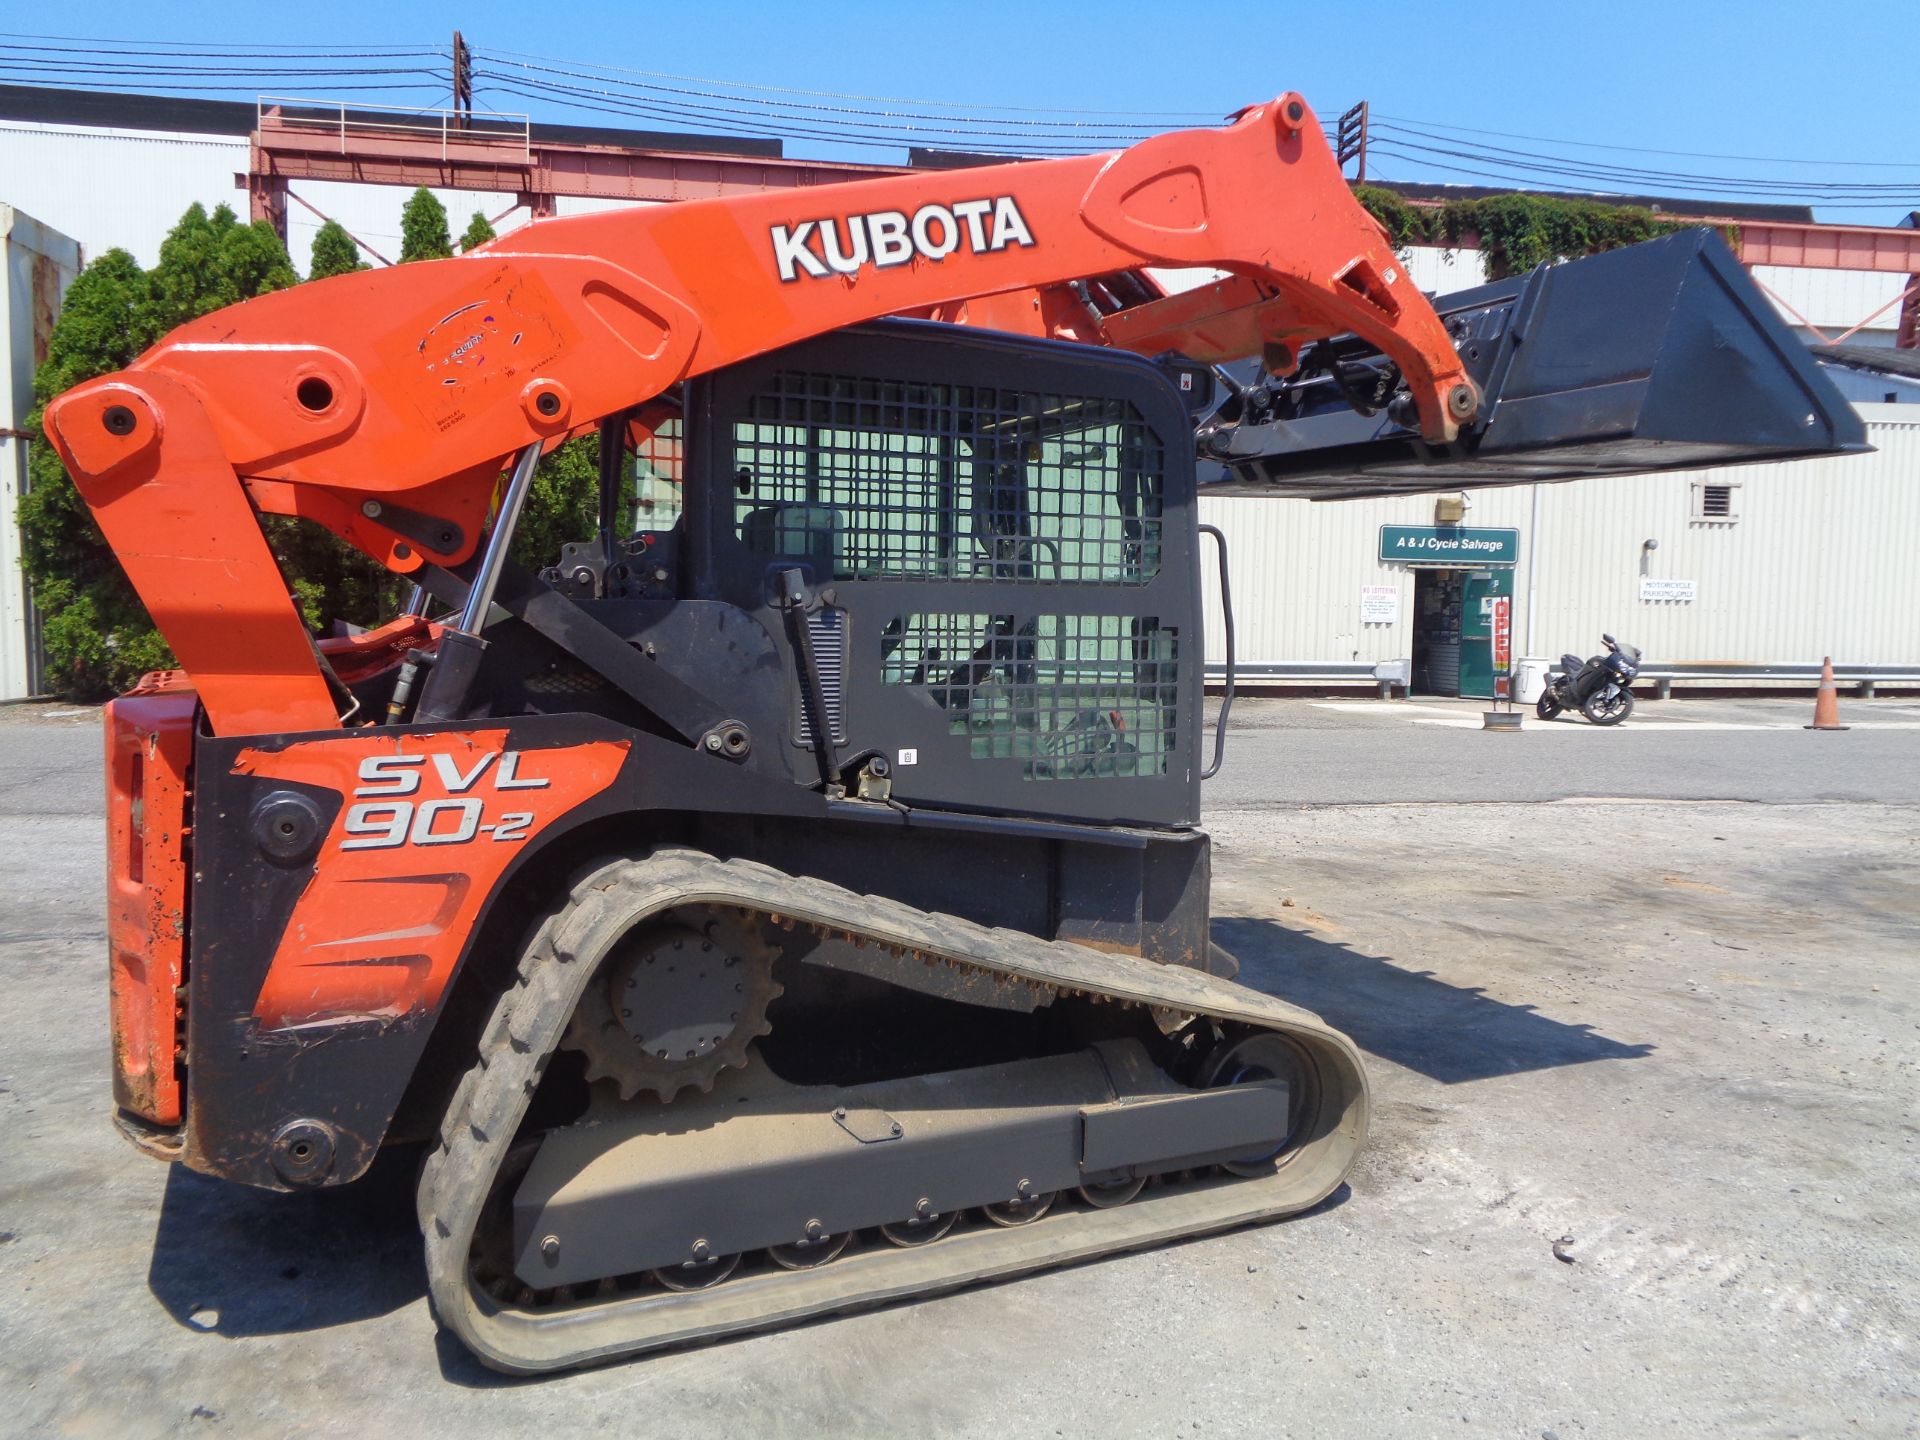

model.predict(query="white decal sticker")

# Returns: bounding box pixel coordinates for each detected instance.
[772,196,1035,283]
[341,749,552,849]
[897,748,919,766]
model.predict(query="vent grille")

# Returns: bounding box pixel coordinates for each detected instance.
[1693,482,1740,522]
[795,608,847,746]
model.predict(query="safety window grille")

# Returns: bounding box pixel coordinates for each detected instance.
[629,415,684,531]
[1691,481,1740,523]
[731,371,1165,583]
[882,613,1177,780]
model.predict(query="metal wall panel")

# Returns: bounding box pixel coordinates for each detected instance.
[1200,411,1920,676]
[0,205,81,699]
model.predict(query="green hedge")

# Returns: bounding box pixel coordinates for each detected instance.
[1355,186,1703,279]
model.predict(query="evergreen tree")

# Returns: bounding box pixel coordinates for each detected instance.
[20,209,300,695]
[511,438,601,570]
[20,199,606,699]
[17,250,169,696]
[399,187,453,262]
[308,218,367,280]
[458,210,497,254]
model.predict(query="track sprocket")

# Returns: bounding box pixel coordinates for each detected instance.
[562,908,780,1100]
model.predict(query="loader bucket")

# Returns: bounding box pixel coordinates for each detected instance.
[1199,228,1871,499]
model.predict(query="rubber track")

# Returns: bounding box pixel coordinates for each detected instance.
[419,847,1369,1374]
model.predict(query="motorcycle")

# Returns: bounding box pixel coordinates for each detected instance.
[1537,634,1642,725]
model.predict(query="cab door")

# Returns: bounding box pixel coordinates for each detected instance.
[686,321,1202,829]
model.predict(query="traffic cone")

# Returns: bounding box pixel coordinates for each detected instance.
[1805,656,1849,731]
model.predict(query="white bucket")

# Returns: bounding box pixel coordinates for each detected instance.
[1513,657,1551,705]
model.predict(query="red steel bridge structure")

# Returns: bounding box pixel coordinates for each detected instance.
[244,98,1920,349]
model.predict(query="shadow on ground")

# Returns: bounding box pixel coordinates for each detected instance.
[147,1143,424,1337]
[1214,916,1652,1083]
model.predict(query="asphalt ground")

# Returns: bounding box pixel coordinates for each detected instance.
[1207,695,1920,806]
[0,698,1915,1438]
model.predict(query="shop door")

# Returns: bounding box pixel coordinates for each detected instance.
[1459,568,1515,699]
[1410,569,1463,696]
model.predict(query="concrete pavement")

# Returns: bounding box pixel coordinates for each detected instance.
[0,701,1914,1438]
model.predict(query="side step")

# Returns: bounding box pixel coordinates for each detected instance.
[419,847,1368,1374]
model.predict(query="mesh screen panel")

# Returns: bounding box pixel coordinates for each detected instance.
[731,370,1165,584]
[883,613,1178,780]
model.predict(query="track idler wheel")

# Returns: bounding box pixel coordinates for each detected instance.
[1201,1032,1309,1178]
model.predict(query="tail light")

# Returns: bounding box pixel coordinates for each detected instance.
[103,679,196,1126]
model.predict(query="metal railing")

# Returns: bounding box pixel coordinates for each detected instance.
[256,96,531,161]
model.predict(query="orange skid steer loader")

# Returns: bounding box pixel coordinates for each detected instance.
[49,94,1860,1372]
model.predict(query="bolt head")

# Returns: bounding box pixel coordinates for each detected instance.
[361,499,383,519]
[705,734,723,752]
[690,1239,711,1261]
[540,1234,561,1259]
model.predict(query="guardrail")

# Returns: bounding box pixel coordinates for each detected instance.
[1204,661,1407,699]
[1610,663,1920,699]
[257,96,531,161]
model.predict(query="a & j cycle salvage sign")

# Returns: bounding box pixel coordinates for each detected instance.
[1378,524,1520,566]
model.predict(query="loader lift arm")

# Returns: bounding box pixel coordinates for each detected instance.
[43,93,1472,737]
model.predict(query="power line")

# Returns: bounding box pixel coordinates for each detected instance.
[471,53,1205,142]
[472,69,1186,150]
[0,31,443,54]
[1374,110,1920,172]
[0,74,444,95]
[1374,124,1920,196]
[474,77,1112,155]
[1366,147,1918,212]
[0,29,1910,214]
[475,42,1222,118]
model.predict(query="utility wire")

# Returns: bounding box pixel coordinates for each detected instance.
[0,30,441,53]
[471,55,1207,141]
[2,30,1913,213]
[1374,110,1920,172]
[474,41,1222,117]
[1375,123,1920,196]
[473,70,1191,151]
[1366,147,1917,212]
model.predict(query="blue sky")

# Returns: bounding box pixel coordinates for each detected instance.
[10,1,1919,223]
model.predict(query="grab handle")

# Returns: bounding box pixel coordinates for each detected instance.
[1199,523,1235,781]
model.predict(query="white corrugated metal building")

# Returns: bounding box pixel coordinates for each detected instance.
[1199,407,1919,686]
[2,83,1915,696]
[1,205,81,699]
